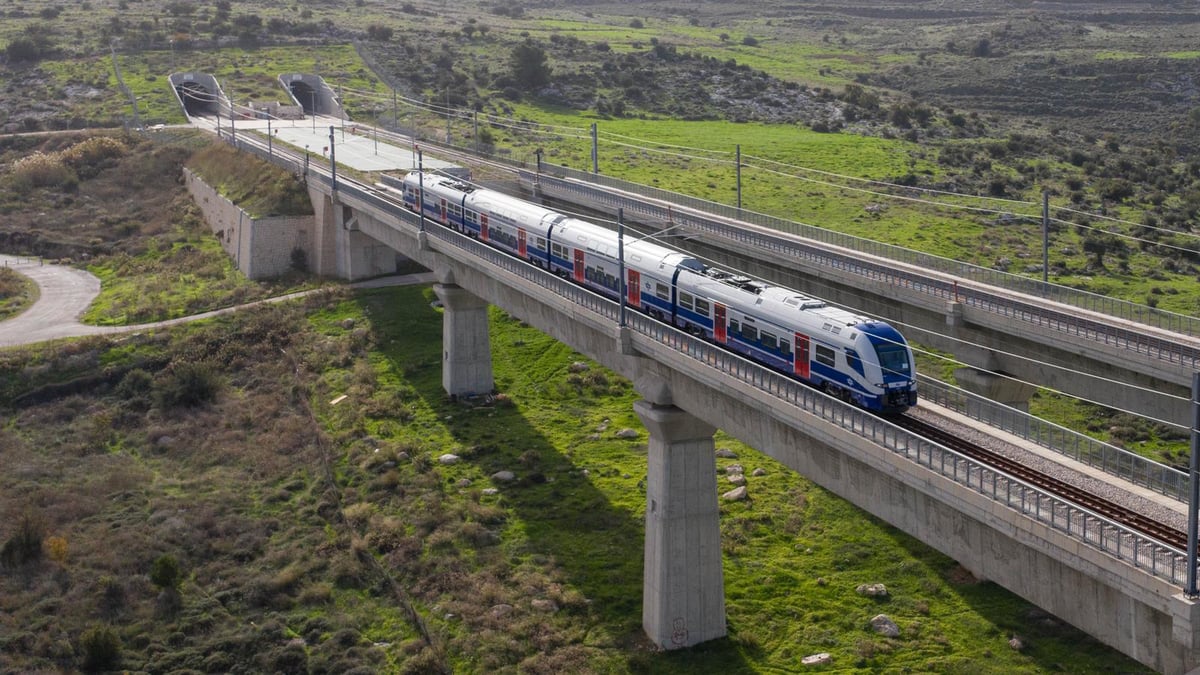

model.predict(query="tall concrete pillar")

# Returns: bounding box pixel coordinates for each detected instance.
[634,400,726,650]
[432,283,493,398]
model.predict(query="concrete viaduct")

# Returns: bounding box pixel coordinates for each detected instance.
[248,157,1200,673]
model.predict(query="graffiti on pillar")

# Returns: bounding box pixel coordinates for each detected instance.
[671,617,688,646]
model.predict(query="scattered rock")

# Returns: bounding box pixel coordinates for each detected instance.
[816,577,827,586]
[531,598,558,613]
[856,583,889,598]
[1008,635,1025,651]
[615,428,639,439]
[870,614,900,638]
[341,318,356,329]
[722,486,749,501]
[715,448,738,458]
[725,464,744,475]
[438,454,461,465]
[751,467,767,477]
[491,470,516,482]
[396,452,410,461]
[801,652,832,666]
[482,488,499,496]
[727,474,746,486]
[568,361,590,373]
[491,604,514,618]
[455,478,472,488]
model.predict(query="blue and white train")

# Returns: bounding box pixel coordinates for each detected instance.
[396,171,917,414]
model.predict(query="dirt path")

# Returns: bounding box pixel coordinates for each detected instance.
[0,255,435,348]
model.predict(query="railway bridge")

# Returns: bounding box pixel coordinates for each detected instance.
[219,138,1200,673]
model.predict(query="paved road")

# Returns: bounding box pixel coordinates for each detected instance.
[0,254,435,348]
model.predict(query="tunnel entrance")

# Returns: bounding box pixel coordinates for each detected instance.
[177,82,217,116]
[290,81,318,115]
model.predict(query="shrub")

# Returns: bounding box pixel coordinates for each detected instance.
[154,361,221,409]
[45,535,68,563]
[10,152,77,190]
[59,137,127,171]
[1,513,44,568]
[149,554,182,590]
[80,625,121,672]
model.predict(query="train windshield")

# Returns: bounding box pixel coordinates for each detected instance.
[874,344,911,378]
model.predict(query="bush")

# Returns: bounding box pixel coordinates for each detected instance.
[80,625,121,672]
[149,554,182,590]
[0,513,44,569]
[10,152,77,190]
[153,361,221,409]
[59,137,127,171]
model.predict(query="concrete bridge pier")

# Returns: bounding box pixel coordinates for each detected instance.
[432,282,494,398]
[634,396,726,650]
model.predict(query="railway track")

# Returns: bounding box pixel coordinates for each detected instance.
[891,414,1187,550]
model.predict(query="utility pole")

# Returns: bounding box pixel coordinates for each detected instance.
[591,122,598,173]
[736,144,742,210]
[329,125,337,193]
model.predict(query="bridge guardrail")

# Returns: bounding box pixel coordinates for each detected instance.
[413,207,1189,586]
[523,163,1200,339]
[918,376,1188,502]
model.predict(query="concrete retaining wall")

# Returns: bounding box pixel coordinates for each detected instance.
[185,168,314,279]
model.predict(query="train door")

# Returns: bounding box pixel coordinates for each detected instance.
[714,304,727,343]
[627,270,641,307]
[518,229,527,257]
[480,213,490,241]
[794,333,810,379]
[439,199,447,225]
[573,249,585,283]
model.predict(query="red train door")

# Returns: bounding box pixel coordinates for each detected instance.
[518,229,527,257]
[794,333,810,378]
[439,199,447,225]
[573,249,585,283]
[480,213,490,241]
[714,304,727,343]
[627,270,641,307]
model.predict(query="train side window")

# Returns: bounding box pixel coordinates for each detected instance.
[815,345,836,367]
[679,292,694,312]
[779,337,792,356]
[694,298,710,316]
[741,324,758,342]
[655,282,670,300]
[845,349,865,376]
[536,237,546,249]
[761,331,777,351]
[465,210,478,226]
[729,318,740,335]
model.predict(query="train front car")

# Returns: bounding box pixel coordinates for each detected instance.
[851,321,918,414]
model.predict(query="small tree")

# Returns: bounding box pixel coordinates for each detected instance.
[510,40,551,91]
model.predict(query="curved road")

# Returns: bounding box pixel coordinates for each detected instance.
[0,255,434,348]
